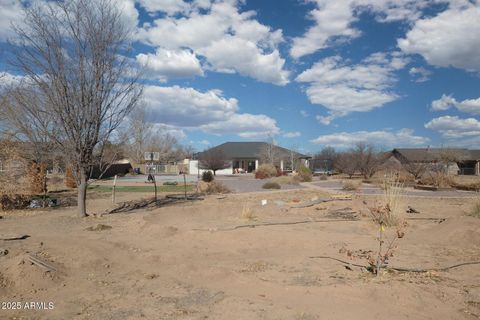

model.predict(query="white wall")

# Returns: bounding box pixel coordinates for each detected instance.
[188,160,233,175]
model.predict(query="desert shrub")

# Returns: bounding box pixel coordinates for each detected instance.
[342,180,361,191]
[262,181,281,189]
[198,181,230,194]
[29,162,48,195]
[271,176,299,185]
[319,175,328,181]
[451,179,480,191]
[0,194,32,211]
[469,197,480,218]
[65,167,77,188]
[202,171,214,182]
[255,164,277,179]
[420,171,454,188]
[241,205,256,221]
[296,165,312,182]
[367,203,406,275]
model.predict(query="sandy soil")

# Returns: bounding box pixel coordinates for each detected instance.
[0,188,479,320]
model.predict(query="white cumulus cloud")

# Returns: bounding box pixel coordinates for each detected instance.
[290,1,359,59]
[290,0,435,59]
[200,113,280,139]
[136,48,203,80]
[137,1,289,85]
[283,131,301,138]
[296,53,403,123]
[431,94,480,115]
[0,0,23,41]
[398,4,480,72]
[311,128,429,148]
[425,115,480,139]
[143,85,279,139]
[408,67,432,82]
[143,85,238,127]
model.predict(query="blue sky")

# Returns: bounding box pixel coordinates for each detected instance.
[1,0,480,153]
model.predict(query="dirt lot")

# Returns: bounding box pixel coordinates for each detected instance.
[0,188,479,319]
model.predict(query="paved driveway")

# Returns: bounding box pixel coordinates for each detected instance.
[214,175,305,193]
[113,174,305,193]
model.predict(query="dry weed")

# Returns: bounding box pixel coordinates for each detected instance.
[342,180,361,191]
[262,181,281,189]
[199,181,230,194]
[366,174,407,275]
[381,173,405,226]
[272,176,299,185]
[241,205,256,221]
[469,196,480,218]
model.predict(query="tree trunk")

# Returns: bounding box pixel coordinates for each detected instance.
[77,167,88,217]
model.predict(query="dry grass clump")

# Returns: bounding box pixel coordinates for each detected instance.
[241,205,256,221]
[262,181,281,189]
[342,180,362,191]
[198,181,230,194]
[381,174,405,225]
[469,196,480,218]
[451,177,480,191]
[420,172,454,188]
[271,176,299,185]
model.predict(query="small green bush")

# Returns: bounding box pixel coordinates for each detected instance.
[296,165,312,182]
[262,181,281,189]
[255,164,278,179]
[202,171,214,182]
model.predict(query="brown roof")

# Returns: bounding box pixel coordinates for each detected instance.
[392,148,480,162]
[196,142,310,160]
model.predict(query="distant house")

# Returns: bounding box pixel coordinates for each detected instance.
[386,148,480,175]
[190,142,311,175]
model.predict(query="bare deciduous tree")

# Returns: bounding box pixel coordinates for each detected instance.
[3,0,142,217]
[402,161,429,180]
[259,137,280,166]
[120,105,154,167]
[438,148,461,174]
[199,148,230,175]
[335,151,357,178]
[353,143,383,179]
